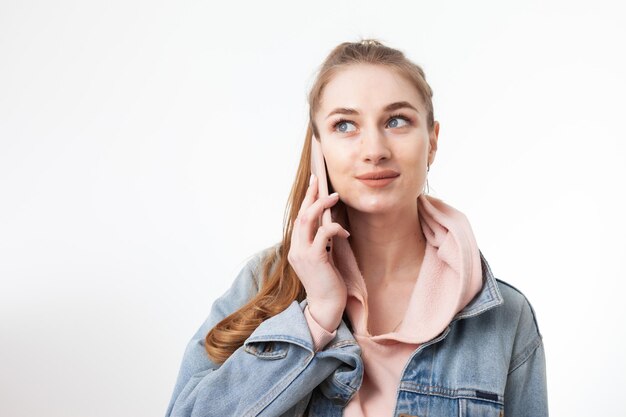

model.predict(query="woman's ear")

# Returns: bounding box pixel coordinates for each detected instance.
[428,121,440,166]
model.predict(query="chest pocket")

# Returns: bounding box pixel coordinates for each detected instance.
[395,387,504,417]
[459,396,504,417]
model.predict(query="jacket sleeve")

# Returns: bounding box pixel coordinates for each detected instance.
[503,296,549,417]
[164,248,362,417]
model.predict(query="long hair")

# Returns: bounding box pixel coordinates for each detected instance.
[205,38,436,364]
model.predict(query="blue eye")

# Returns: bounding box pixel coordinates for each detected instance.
[387,114,412,128]
[333,119,357,133]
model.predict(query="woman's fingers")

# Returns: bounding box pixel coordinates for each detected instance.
[312,222,350,251]
[297,192,340,243]
[294,174,348,249]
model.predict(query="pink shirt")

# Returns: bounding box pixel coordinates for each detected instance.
[304,194,484,416]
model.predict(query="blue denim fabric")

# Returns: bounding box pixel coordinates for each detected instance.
[165,245,548,417]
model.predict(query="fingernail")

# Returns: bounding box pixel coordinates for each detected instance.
[329,192,339,199]
[309,174,315,185]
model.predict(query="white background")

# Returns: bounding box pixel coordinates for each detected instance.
[1,1,624,416]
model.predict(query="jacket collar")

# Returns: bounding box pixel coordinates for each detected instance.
[452,249,504,321]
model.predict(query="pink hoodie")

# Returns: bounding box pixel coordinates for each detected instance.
[303,193,484,416]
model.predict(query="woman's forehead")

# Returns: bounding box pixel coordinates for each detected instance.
[318,64,424,116]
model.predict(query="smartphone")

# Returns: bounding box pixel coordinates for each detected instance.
[310,136,333,249]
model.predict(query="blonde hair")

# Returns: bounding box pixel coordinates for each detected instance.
[205,38,436,364]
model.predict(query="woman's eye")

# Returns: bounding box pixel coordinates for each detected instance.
[387,116,410,129]
[333,120,356,133]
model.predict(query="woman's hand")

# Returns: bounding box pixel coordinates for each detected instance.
[288,174,350,333]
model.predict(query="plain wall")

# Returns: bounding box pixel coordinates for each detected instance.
[1,0,624,416]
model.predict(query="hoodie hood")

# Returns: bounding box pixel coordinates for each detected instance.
[330,193,484,344]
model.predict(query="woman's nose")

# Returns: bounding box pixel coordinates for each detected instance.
[361,128,391,164]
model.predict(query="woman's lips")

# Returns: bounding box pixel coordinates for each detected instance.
[358,177,398,187]
[356,170,400,188]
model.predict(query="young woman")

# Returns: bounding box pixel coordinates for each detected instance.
[165,39,548,417]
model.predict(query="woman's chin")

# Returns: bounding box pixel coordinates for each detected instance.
[346,195,401,215]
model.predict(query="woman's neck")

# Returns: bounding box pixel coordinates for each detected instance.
[345,202,426,286]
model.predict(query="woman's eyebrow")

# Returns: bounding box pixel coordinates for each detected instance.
[385,101,419,113]
[325,101,419,119]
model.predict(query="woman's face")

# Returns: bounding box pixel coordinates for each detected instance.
[314,64,439,215]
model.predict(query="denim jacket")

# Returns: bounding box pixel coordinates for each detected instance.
[165,245,548,417]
